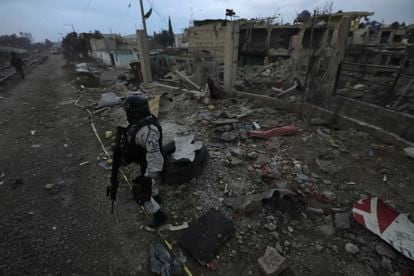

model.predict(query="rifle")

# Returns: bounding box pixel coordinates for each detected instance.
[107,126,126,213]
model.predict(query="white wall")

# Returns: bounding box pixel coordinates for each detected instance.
[91,50,138,68]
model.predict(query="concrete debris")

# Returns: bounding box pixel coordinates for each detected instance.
[220,132,238,142]
[150,242,186,276]
[172,135,203,162]
[229,156,243,166]
[315,154,341,173]
[404,147,414,159]
[320,191,336,201]
[353,84,367,90]
[225,188,297,212]
[213,119,240,125]
[247,151,259,159]
[317,224,335,237]
[44,184,54,190]
[345,243,359,254]
[334,213,351,229]
[381,256,393,272]
[264,223,277,231]
[309,118,329,126]
[96,92,122,109]
[257,246,288,275]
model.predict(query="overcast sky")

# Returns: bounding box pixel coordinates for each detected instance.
[0,0,413,42]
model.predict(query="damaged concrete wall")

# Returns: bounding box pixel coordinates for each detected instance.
[324,96,414,142]
[188,22,227,61]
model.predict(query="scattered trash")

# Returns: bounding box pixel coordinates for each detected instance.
[149,96,161,117]
[96,92,122,109]
[247,125,298,139]
[258,246,288,275]
[150,242,186,276]
[79,161,90,166]
[353,197,414,260]
[404,147,414,159]
[97,161,112,170]
[179,208,235,265]
[172,135,203,162]
[31,144,41,148]
[64,144,68,148]
[169,222,189,232]
[30,130,36,135]
[252,122,261,129]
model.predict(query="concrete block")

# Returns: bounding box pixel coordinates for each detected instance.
[258,246,288,275]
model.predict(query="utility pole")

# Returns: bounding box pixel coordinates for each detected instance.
[138,0,147,36]
[64,24,76,33]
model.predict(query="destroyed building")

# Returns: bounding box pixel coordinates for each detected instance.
[2,2,414,275]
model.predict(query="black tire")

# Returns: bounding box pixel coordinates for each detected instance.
[161,143,209,185]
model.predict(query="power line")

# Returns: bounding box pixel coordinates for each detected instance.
[115,1,133,33]
[82,0,92,24]
[145,0,168,26]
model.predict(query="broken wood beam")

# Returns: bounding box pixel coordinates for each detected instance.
[174,70,201,90]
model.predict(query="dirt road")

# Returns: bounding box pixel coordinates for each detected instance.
[0,55,139,274]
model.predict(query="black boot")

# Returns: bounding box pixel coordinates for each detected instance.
[148,210,167,228]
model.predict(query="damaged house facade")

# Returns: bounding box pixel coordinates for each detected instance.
[182,11,414,143]
[90,35,138,68]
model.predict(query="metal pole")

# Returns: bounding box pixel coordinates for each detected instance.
[138,0,147,36]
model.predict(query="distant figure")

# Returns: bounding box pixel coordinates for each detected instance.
[10,52,25,79]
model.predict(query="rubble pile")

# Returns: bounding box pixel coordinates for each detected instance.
[71,61,414,275]
[236,59,293,94]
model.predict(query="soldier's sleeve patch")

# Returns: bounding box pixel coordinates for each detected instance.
[145,129,160,153]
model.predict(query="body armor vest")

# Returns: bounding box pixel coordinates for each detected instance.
[122,115,163,175]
